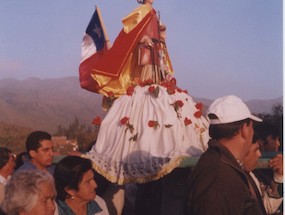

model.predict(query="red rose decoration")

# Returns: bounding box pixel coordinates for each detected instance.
[176,87,182,93]
[176,100,184,108]
[171,100,184,117]
[127,86,135,96]
[145,79,154,85]
[170,77,177,86]
[161,81,169,88]
[195,103,203,111]
[120,116,129,125]
[148,86,155,93]
[92,116,102,125]
[148,120,159,129]
[167,85,176,95]
[184,117,192,126]
[139,80,145,87]
[161,78,178,95]
[148,86,159,98]
[194,111,202,118]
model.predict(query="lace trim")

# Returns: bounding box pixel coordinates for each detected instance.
[82,153,184,185]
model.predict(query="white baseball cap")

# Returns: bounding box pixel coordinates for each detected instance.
[207,95,262,125]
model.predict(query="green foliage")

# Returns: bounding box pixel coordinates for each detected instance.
[54,117,99,153]
[0,123,33,154]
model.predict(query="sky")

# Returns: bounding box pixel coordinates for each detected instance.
[0,0,283,101]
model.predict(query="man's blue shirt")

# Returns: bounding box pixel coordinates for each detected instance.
[15,160,55,175]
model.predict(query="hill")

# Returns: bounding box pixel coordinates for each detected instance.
[0,77,282,134]
[0,77,105,134]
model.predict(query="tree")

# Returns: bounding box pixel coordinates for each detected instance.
[54,124,66,136]
[54,117,99,153]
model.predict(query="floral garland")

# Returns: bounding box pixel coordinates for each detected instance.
[92,77,205,142]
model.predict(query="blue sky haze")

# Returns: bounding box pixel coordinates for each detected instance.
[0,0,282,100]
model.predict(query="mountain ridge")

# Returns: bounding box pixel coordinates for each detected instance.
[0,77,282,133]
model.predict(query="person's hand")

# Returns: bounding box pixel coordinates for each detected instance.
[68,151,82,157]
[269,154,283,176]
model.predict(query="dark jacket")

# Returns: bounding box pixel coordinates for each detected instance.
[184,140,266,215]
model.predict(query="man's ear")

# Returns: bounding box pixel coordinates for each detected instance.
[29,150,37,159]
[240,121,252,139]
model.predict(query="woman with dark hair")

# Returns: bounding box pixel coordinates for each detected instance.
[54,156,109,215]
[14,151,29,170]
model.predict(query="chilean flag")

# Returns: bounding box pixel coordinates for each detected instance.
[79,6,108,93]
[79,6,155,96]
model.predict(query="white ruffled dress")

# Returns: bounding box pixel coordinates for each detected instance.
[85,79,209,185]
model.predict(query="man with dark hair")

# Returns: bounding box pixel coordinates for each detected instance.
[243,128,283,215]
[184,95,266,215]
[0,147,15,203]
[253,123,283,215]
[16,131,55,174]
[256,123,281,152]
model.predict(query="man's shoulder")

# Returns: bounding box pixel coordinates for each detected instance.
[15,161,55,175]
[15,160,37,173]
[189,145,243,186]
[47,164,55,174]
[194,147,221,170]
[187,150,220,188]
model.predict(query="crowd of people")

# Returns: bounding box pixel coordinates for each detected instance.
[0,131,110,215]
[0,95,282,215]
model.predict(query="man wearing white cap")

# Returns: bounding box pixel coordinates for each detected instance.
[184,95,267,215]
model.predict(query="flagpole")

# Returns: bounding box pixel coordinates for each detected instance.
[96,6,111,49]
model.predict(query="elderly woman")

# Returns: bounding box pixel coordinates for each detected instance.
[53,156,109,215]
[1,170,56,215]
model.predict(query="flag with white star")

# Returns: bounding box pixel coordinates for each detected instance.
[80,6,108,92]
[86,10,105,51]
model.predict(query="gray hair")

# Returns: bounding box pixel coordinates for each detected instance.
[1,170,55,215]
